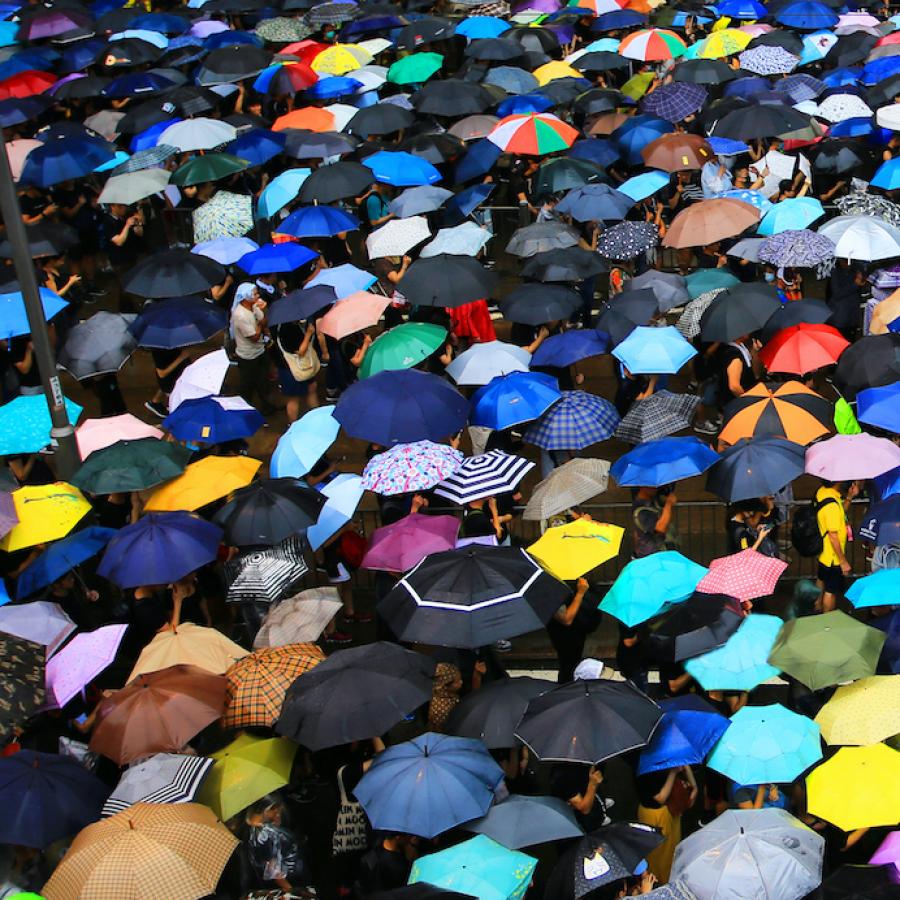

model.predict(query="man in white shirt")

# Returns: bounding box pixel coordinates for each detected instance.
[231,283,276,414]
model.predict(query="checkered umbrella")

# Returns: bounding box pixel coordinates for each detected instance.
[675,288,726,340]
[110,144,178,175]
[102,754,214,817]
[309,1,359,25]
[522,458,611,521]
[434,450,535,504]
[225,536,310,604]
[223,643,325,729]
[738,46,799,75]
[614,390,701,444]
[597,221,659,260]
[362,441,463,496]
[523,391,620,451]
[641,82,707,123]
[696,548,788,602]
[777,74,825,103]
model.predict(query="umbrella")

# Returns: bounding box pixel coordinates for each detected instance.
[642,83,708,123]
[252,587,340,648]
[305,472,364,552]
[760,299,833,345]
[0,634,44,743]
[161,396,263,446]
[390,186,454,218]
[612,325,697,374]
[317,290,388,339]
[365,216,431,259]
[806,744,900,831]
[847,569,900,609]
[521,248,607,284]
[464,795,583,849]
[379,544,570,649]
[758,229,836,269]
[41,803,237,900]
[699,284,782,343]
[706,436,806,502]
[522,458,610,521]
[859,495,900,546]
[506,223,581,258]
[611,436,720,487]
[597,221,659,260]
[0,602,74,656]
[122,250,226,299]
[446,342,531,385]
[102,753,213,817]
[601,551,708,627]
[157,117,237,151]
[224,538,309,605]
[355,733,503,838]
[362,441,463,496]
[223,643,324,730]
[806,433,900,480]
[515,678,661,764]
[359,323,447,379]
[768,610,886,691]
[696,549,788,602]
[819,215,900,261]
[488,113,579,155]
[499,284,582,326]
[129,623,248,682]
[270,406,339,478]
[834,333,900,399]
[645,593,744,662]
[638,695,730,775]
[527,518,624,580]
[614,391,700,445]
[45,624,127,709]
[0,393,82,457]
[71,438,190,495]
[719,381,831,447]
[760,323,849,375]
[858,382,900,433]
[58,311,137,380]
[399,256,497,308]
[672,809,824,900]
[470,372,561,431]
[129,298,227,349]
[364,512,459,571]
[815,676,900,746]
[0,483,90,553]
[620,28,687,61]
[434,451,534,505]
[192,190,253,242]
[277,642,435,750]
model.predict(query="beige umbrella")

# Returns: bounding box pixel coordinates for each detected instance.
[254,587,344,648]
[522,458,611,521]
[815,675,900,746]
[663,198,761,249]
[42,803,237,900]
[6,138,40,181]
[97,169,171,206]
[129,623,248,681]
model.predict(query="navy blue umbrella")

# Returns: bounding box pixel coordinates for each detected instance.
[0,750,109,848]
[17,527,117,600]
[531,330,610,368]
[593,8,646,29]
[103,70,175,98]
[706,436,806,502]
[278,205,359,239]
[19,136,116,187]
[0,95,51,127]
[267,286,337,326]
[453,138,502,184]
[442,183,495,226]
[128,297,227,349]
[97,512,223,589]
[556,183,634,223]
[858,494,900,547]
[871,609,900,674]
[334,369,469,445]
[225,128,285,167]
[162,396,264,444]
[567,138,620,167]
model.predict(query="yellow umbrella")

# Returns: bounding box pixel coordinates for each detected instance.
[697,28,752,58]
[815,675,900,746]
[806,743,900,831]
[532,61,582,85]
[128,622,249,681]
[197,733,297,822]
[144,455,262,512]
[527,518,624,580]
[311,43,373,75]
[622,71,656,101]
[0,482,91,552]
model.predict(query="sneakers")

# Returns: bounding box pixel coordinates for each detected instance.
[323,630,352,644]
[342,611,374,624]
[693,419,718,435]
[144,400,168,418]
[325,388,341,402]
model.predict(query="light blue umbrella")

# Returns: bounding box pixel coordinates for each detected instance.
[0,22,18,47]
[757,197,825,236]
[0,394,83,456]
[389,185,454,218]
[109,28,169,48]
[192,236,259,265]
[618,169,670,202]
[306,473,364,551]
[363,150,442,187]
[0,287,67,340]
[308,262,376,298]
[456,15,511,38]
[446,341,531,385]
[718,188,773,214]
[601,550,708,627]
[847,569,900,609]
[257,168,311,219]
[422,222,492,257]
[685,613,782,691]
[612,325,697,374]
[410,834,537,900]
[706,703,822,785]
[270,405,340,478]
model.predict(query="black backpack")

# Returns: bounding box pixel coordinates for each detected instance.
[791,496,838,557]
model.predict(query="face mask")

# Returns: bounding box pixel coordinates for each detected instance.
[764,272,775,282]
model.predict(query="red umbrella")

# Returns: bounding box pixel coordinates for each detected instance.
[696,548,788,602]
[759,323,850,376]
[0,70,56,99]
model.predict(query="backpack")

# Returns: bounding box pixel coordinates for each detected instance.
[791,496,838,557]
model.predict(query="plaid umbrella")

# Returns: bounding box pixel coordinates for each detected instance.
[102,754,214,817]
[434,450,534,504]
[697,549,788,602]
[192,190,253,243]
[309,2,359,25]
[676,288,727,340]
[0,633,44,743]
[738,46,799,75]
[362,441,463,496]
[597,221,659,260]
[758,229,836,270]
[641,82,707,123]
[253,588,343,648]
[523,391,620,451]
[255,16,311,42]
[778,74,825,103]
[223,643,325,729]
[225,537,310,604]
[522,458,610,521]
[614,390,700,444]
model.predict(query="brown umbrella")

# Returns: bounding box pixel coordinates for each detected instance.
[641,133,714,172]
[223,643,325,729]
[90,665,227,765]
[588,111,634,135]
[42,802,237,900]
[128,622,249,681]
[663,198,761,249]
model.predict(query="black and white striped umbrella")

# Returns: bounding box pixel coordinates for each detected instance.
[102,753,213,817]
[433,450,535,504]
[226,536,309,604]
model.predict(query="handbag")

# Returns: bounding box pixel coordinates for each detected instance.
[278,335,320,383]
[332,766,369,856]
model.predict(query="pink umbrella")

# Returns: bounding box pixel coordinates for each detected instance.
[737,24,773,35]
[46,623,128,708]
[361,512,460,572]
[76,414,164,460]
[6,138,40,181]
[805,433,900,481]
[870,831,900,871]
[696,549,788,602]
[318,292,390,340]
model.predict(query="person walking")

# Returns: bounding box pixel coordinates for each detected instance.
[231,282,276,414]
[816,479,859,612]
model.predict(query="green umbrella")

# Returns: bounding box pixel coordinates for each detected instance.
[358,322,448,379]
[171,153,249,187]
[834,397,861,435]
[767,610,886,691]
[685,268,740,299]
[71,437,192,494]
[387,52,444,85]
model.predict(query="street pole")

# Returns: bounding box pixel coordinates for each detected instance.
[0,134,79,479]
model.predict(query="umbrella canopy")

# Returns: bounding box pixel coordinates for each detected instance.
[0,483,90,553]
[611,436,720,487]
[645,593,744,662]
[614,391,700,445]
[46,624,127,709]
[522,458,610,522]
[144,456,261,513]
[358,323,448,379]
[706,436,806,501]
[15,527,114,601]
[464,794,583,849]
[253,588,343,649]
[612,325,697,374]
[270,405,340,478]
[129,623,248,682]
[527,518,624,580]
[399,255,498,308]
[858,382,900,433]
[719,381,832,446]
[0,602,74,655]
[225,538,309,606]
[760,323,849,375]
[122,249,226,299]
[0,394,82,458]
[102,753,214,817]
[58,311,138,380]
[819,215,900,261]
[699,283,782,342]
[434,451,534,505]
[815,676,900,745]
[638,695,730,775]
[663,198,760,248]
[523,391,619,451]
[806,433,900,480]
[362,441,463,496]
[361,512,460,573]
[446,342,531,386]
[72,438,190,495]
[696,549,788,602]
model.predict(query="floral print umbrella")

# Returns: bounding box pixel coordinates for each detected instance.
[193,191,253,243]
[738,46,799,75]
[362,441,463,496]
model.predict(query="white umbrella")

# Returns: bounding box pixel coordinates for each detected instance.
[84,110,125,142]
[357,38,392,57]
[446,341,532,385]
[326,103,361,132]
[102,754,214,817]
[0,601,75,657]
[97,169,171,206]
[421,222,492,258]
[253,588,344,648]
[76,414,163,459]
[818,215,900,261]
[815,94,873,123]
[347,65,387,92]
[168,349,231,412]
[158,117,237,152]
[876,104,900,130]
[366,215,430,259]
[727,237,764,263]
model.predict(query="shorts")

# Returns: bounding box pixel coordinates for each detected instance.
[277,366,313,397]
[817,562,845,596]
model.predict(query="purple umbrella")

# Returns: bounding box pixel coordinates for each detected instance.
[0,492,17,539]
[361,512,460,573]
[45,624,128,708]
[806,433,900,481]
[758,229,836,269]
[641,83,708,123]
[870,831,900,870]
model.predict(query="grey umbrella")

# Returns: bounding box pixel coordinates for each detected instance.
[58,312,138,380]
[506,222,580,257]
[389,185,454,218]
[484,65,539,94]
[463,795,583,849]
[630,270,690,313]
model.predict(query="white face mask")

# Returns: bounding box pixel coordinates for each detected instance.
[764,272,776,282]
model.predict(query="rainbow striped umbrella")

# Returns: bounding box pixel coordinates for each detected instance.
[487,113,579,155]
[620,29,688,61]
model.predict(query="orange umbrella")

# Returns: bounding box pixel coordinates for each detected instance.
[719,381,832,446]
[641,133,714,172]
[663,198,760,249]
[318,291,391,340]
[273,106,336,132]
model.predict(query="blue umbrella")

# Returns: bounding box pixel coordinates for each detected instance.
[271,405,340,478]
[847,569,900,609]
[308,262,376,297]
[391,186,454,218]
[556,183,633,223]
[522,390,619,451]
[0,287,67,340]
[822,70,863,90]
[858,494,900,546]
[97,511,223,589]
[470,372,561,431]
[871,609,900,674]
[130,117,180,153]
[716,0,765,16]
[872,160,900,193]
[225,128,286,167]
[267,286,336,326]
[531,330,610,368]
[638,696,731,775]
[130,12,189,33]
[443,182,496,225]
[128,297,227,349]
[875,465,900,501]
[707,137,750,156]
[611,436,720,487]
[454,138,502,183]
[237,242,318,275]
[456,15,510,38]
[204,29,262,49]
[774,0,838,29]
[612,115,674,166]
[162,396,264,444]
[612,325,697,375]
[858,381,900,432]
[618,169,670,202]
[0,394,83,456]
[484,65,538,94]
[354,732,504,838]
[306,75,363,99]
[278,205,359,238]
[861,56,900,86]
[335,369,469,445]
[757,197,825,236]
[363,150,441,187]
[0,96,51,128]
[593,8,646,29]
[723,76,772,99]
[19,137,116,187]
[497,93,554,117]
[0,749,109,848]
[706,436,806,502]
[257,169,312,219]
[103,70,174,98]
[16,526,116,600]
[568,138,620,167]
[306,472,365,551]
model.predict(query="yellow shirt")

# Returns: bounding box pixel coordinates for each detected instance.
[816,485,846,567]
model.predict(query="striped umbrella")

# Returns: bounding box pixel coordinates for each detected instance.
[619,29,688,61]
[719,381,832,447]
[487,113,579,155]
[434,450,535,504]
[102,754,214,817]
[225,537,310,604]
[523,390,620,450]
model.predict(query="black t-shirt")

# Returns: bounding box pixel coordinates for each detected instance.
[461,507,495,539]
[354,844,411,895]
[9,336,40,388]
[549,763,590,802]
[151,347,189,393]
[637,769,669,808]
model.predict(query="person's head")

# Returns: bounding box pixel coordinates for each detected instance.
[235,282,258,307]
[245,794,284,827]
[108,202,130,219]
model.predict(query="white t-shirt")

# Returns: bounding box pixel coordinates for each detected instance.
[232,302,266,360]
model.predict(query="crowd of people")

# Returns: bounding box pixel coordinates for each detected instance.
[3,0,900,896]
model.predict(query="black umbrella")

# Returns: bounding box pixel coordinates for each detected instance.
[464,794,584,849]
[867,73,900,110]
[128,297,227,349]
[711,103,813,140]
[399,132,466,164]
[573,88,633,117]
[538,78,591,106]
[747,29,804,54]
[706,436,807,502]
[213,478,326,547]
[760,298,832,344]
[115,98,176,134]
[830,32,878,68]
[644,593,744,661]
[196,44,271,85]
[514,679,662,764]
[699,283,782,342]
[0,222,77,259]
[267,286,337,326]
[346,103,415,137]
[810,864,900,900]
[399,255,498,307]
[378,544,570,649]
[51,74,111,101]
[284,129,360,159]
[395,17,453,48]
[532,157,608,198]
[0,633,45,744]
[810,139,867,175]
[122,250,226,299]
[100,37,164,68]
[58,311,137,380]
[673,58,737,84]
[465,37,523,61]
[225,537,309,604]
[499,284,582,326]
[833,333,900,399]
[507,24,560,53]
[298,161,374,203]
[572,51,629,74]
[276,642,435,750]
[413,80,495,116]
[446,676,552,748]
[521,247,607,283]
[596,288,658,345]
